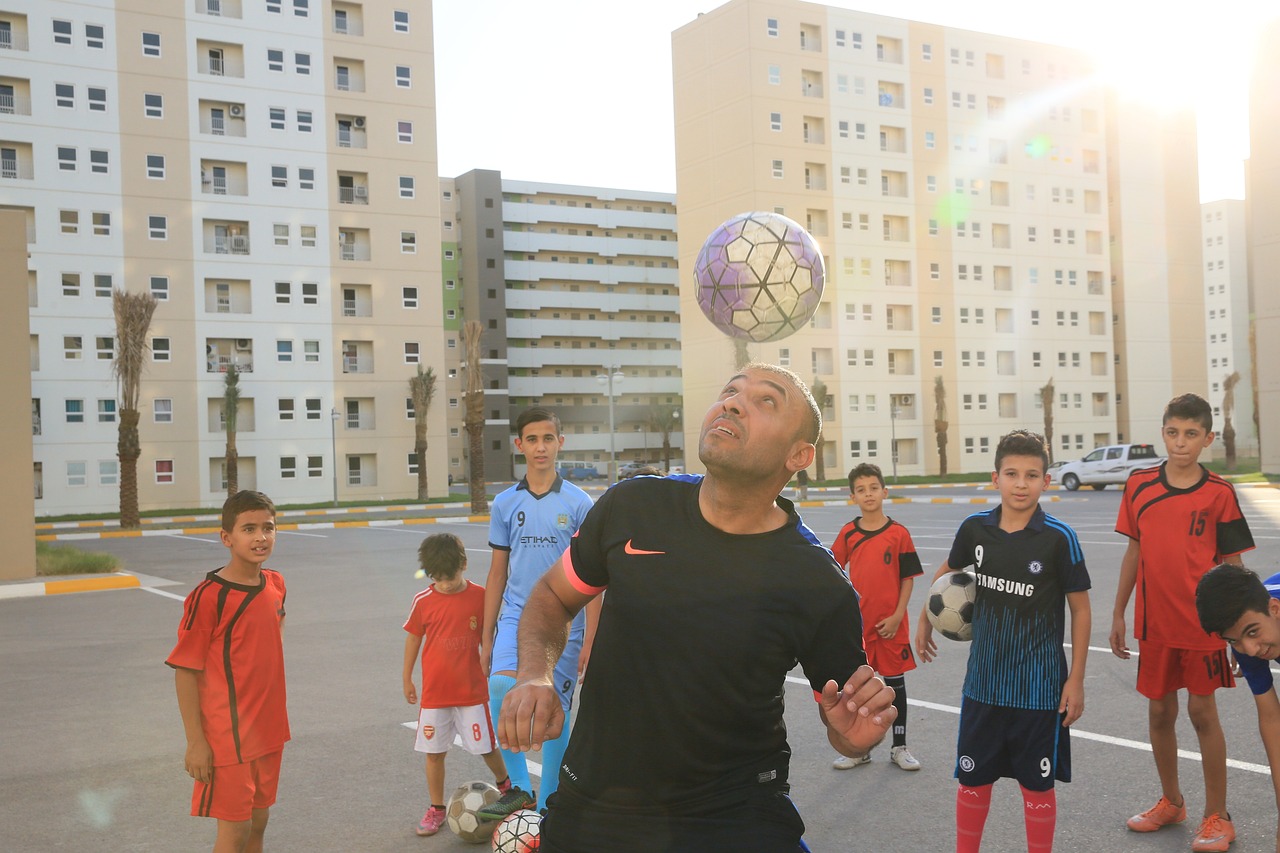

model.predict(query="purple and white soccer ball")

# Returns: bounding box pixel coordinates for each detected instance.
[693,211,826,343]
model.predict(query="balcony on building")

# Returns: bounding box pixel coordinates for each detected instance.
[337,172,370,205]
[0,140,33,180]
[990,180,1011,206]
[197,41,244,77]
[341,341,374,374]
[800,70,823,98]
[876,36,903,63]
[31,399,39,435]
[208,398,255,433]
[346,455,376,487]
[337,228,370,261]
[0,76,31,115]
[335,115,368,148]
[343,398,375,430]
[880,170,908,198]
[804,209,829,237]
[206,338,254,374]
[887,349,916,376]
[0,13,30,51]
[883,259,911,287]
[332,2,364,35]
[802,116,825,144]
[197,0,243,18]
[986,52,1005,79]
[340,284,372,317]
[877,81,905,108]
[883,215,910,242]
[333,59,365,92]
[879,125,906,153]
[199,99,247,137]
[204,278,251,314]
[890,393,917,420]
[204,220,251,255]
[200,160,248,196]
[799,23,821,52]
[992,223,1012,249]
[804,163,826,191]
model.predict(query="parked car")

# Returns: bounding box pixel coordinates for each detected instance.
[617,461,656,478]
[1054,443,1163,491]
[558,466,601,481]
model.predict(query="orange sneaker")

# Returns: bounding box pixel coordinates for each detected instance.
[1126,796,1187,832]
[1191,813,1236,852]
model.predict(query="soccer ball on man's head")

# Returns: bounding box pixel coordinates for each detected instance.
[446,780,501,843]
[491,808,541,852]
[926,570,976,641]
[693,211,826,343]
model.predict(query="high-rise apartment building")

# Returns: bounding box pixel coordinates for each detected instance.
[441,171,682,484]
[672,0,1204,474]
[4,0,445,513]
[1248,17,1280,474]
[1201,199,1256,457]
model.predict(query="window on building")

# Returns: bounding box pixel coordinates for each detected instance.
[267,48,284,72]
[57,147,76,172]
[296,110,312,132]
[93,273,112,295]
[300,225,316,247]
[274,223,289,246]
[395,65,411,87]
[152,337,170,362]
[148,215,166,239]
[394,9,410,32]
[397,121,413,143]
[85,23,105,49]
[294,52,310,75]
[302,282,318,304]
[293,0,309,16]
[153,398,172,423]
[142,31,161,56]
[144,93,163,118]
[402,287,418,308]
[276,340,293,362]
[155,459,174,484]
[404,342,420,364]
[67,461,87,487]
[65,399,84,422]
[97,399,116,422]
[88,87,106,111]
[400,231,416,253]
[53,19,73,45]
[399,175,415,198]
[269,107,286,130]
[60,210,79,234]
[150,276,169,300]
[56,83,74,109]
[90,149,109,174]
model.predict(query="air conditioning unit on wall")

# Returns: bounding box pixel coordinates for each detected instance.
[353,115,365,128]
[228,103,244,117]
[235,338,251,351]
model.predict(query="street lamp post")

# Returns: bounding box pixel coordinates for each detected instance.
[671,408,681,471]
[330,407,340,506]
[596,366,624,482]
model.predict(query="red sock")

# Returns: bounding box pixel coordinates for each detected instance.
[496,776,512,794]
[956,783,993,853]
[1021,785,1057,852]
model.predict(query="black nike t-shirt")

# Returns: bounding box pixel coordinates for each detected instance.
[560,474,865,814]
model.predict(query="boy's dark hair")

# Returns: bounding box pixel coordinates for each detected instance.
[418,533,467,581]
[221,490,276,532]
[515,407,562,439]
[848,463,885,489]
[994,430,1049,472]
[1163,393,1213,432]
[1196,563,1270,636]
[624,465,665,479]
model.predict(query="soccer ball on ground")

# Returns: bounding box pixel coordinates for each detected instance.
[693,211,826,343]
[447,780,501,843]
[926,570,976,641]
[491,808,542,852]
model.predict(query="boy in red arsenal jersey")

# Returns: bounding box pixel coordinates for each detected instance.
[1110,394,1256,852]
[167,491,289,853]
[830,462,924,772]
[403,533,513,837]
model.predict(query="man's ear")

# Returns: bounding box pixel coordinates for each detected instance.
[786,441,816,474]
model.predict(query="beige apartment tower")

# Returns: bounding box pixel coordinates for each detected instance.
[1248,17,1280,474]
[672,0,1204,476]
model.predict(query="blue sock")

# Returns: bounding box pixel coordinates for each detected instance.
[536,714,571,809]
[488,674,531,795]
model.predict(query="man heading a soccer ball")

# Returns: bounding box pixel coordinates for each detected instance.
[498,363,896,851]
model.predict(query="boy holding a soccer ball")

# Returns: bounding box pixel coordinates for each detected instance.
[915,430,1092,853]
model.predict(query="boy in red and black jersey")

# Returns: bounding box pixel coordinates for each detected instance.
[1110,393,1255,852]
[167,491,289,853]
[831,462,923,772]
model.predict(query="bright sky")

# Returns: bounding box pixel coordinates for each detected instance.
[433,1,1275,203]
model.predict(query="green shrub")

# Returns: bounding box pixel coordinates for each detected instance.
[36,542,119,576]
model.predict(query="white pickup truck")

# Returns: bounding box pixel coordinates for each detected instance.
[1054,443,1164,491]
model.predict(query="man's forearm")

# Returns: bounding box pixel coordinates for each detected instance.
[516,577,574,681]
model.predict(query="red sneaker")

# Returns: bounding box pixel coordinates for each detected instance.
[1126,796,1186,832]
[1191,813,1236,852]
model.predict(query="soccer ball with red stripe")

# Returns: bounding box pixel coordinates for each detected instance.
[491,808,541,852]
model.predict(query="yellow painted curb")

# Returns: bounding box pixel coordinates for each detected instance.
[45,574,141,595]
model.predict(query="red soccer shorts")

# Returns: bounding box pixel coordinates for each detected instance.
[191,750,283,822]
[1136,641,1235,699]
[864,635,917,678]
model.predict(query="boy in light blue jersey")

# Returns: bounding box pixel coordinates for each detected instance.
[479,407,596,819]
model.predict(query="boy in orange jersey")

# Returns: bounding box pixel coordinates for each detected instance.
[403,533,513,837]
[1110,393,1256,852]
[167,491,289,853]
[830,462,924,771]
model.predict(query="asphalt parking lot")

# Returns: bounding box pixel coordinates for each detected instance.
[3,485,1279,852]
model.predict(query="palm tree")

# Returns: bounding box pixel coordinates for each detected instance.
[933,375,948,476]
[111,290,159,529]
[731,338,751,370]
[222,364,240,496]
[1039,379,1055,464]
[647,404,681,471]
[409,365,437,499]
[462,321,488,513]
[810,376,828,482]
[1222,371,1241,471]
